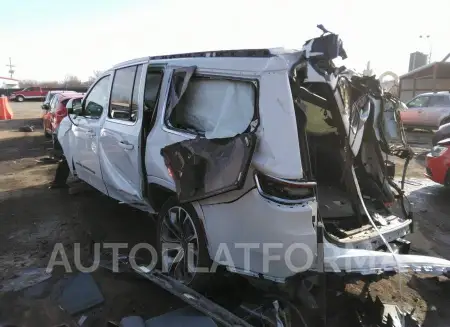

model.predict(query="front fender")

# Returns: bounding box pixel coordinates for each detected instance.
[57,117,76,174]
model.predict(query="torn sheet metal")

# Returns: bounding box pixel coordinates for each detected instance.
[161,133,257,203]
[323,243,450,275]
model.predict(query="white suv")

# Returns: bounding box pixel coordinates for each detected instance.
[58,30,450,290]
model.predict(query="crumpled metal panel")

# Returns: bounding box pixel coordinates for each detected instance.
[161,133,257,203]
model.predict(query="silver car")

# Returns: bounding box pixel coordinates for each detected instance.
[400,91,450,130]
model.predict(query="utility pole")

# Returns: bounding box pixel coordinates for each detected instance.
[5,57,15,79]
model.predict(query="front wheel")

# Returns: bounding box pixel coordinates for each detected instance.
[43,120,51,138]
[16,95,24,102]
[156,197,213,292]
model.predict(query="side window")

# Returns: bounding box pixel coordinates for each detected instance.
[84,75,111,118]
[50,96,58,112]
[143,69,164,118]
[28,87,37,91]
[429,95,450,107]
[407,96,429,108]
[109,65,141,122]
[73,98,82,109]
[167,76,257,138]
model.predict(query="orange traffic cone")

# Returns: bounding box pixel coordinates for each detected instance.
[0,96,13,120]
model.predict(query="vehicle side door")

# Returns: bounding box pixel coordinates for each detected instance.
[426,95,450,128]
[27,87,40,99]
[401,95,430,126]
[99,64,150,206]
[71,75,111,195]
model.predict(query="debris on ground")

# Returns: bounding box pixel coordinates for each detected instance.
[58,273,104,315]
[18,125,34,132]
[0,267,52,293]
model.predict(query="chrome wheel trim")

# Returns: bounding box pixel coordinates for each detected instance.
[160,206,199,284]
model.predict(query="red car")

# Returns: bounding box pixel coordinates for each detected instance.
[43,93,83,137]
[425,138,450,186]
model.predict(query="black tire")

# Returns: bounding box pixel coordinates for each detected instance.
[156,197,213,292]
[16,95,24,102]
[440,118,450,127]
[445,170,450,187]
[43,120,51,138]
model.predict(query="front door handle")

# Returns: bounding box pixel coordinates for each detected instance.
[119,141,134,150]
[86,129,96,137]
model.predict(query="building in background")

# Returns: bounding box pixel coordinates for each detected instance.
[408,52,428,72]
[0,76,20,89]
[398,60,450,102]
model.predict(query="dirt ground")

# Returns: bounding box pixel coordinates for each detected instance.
[1,102,450,326]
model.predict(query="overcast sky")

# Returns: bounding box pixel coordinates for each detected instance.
[1,0,448,82]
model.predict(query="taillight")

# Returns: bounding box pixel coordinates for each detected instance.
[254,171,316,204]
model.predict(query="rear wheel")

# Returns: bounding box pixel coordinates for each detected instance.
[444,170,450,187]
[156,197,213,292]
[440,117,450,127]
[43,120,51,138]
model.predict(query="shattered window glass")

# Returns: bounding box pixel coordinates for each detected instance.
[168,78,256,139]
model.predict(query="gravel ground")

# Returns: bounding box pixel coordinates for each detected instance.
[0,102,449,326]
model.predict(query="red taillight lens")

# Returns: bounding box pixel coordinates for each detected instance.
[254,171,316,203]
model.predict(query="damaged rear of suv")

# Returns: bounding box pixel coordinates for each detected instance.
[58,26,450,292]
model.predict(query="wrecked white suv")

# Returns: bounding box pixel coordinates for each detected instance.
[58,29,450,290]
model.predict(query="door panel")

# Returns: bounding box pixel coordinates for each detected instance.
[73,117,108,194]
[99,65,147,205]
[161,133,257,203]
[401,95,430,126]
[71,75,111,195]
[422,106,441,127]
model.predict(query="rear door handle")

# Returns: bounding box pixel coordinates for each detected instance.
[119,141,134,150]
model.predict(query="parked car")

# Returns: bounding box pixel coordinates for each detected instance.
[425,138,450,186]
[42,90,81,110]
[10,87,50,102]
[43,93,83,138]
[399,91,450,131]
[58,30,450,290]
[52,97,84,153]
[432,121,450,146]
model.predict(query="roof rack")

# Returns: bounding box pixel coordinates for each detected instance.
[150,48,274,60]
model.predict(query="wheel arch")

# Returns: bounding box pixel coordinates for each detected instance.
[439,115,450,126]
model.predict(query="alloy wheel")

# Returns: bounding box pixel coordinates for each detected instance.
[160,206,199,284]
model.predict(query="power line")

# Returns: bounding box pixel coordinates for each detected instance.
[5,57,15,79]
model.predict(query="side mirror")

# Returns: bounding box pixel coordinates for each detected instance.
[66,101,74,114]
[73,106,82,116]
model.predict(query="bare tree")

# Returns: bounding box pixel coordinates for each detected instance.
[18,80,39,88]
[63,75,82,87]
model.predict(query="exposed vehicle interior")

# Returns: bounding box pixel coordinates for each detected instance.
[291,77,409,243]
